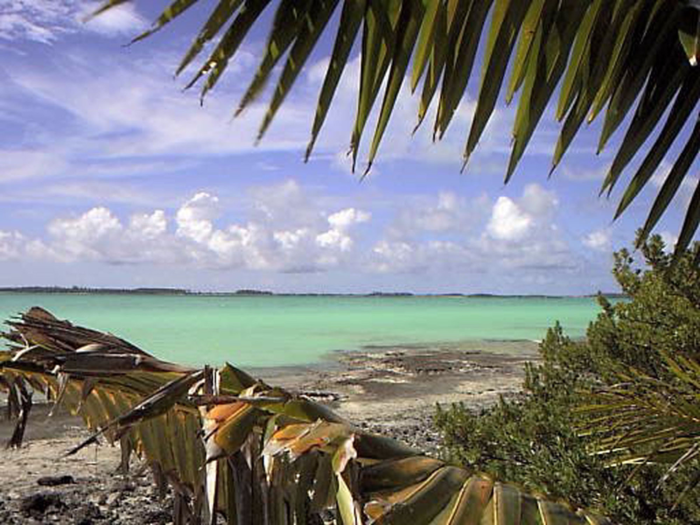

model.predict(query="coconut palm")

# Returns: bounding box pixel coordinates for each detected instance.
[93,0,700,254]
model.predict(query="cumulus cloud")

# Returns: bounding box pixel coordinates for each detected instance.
[487,197,532,241]
[327,208,370,230]
[367,183,581,278]
[317,208,371,253]
[176,192,220,243]
[41,206,181,264]
[475,184,574,268]
[371,240,420,273]
[12,181,372,273]
[485,184,558,242]
[130,210,167,239]
[48,206,123,260]
[0,181,609,292]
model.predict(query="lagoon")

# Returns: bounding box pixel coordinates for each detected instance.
[0,293,608,367]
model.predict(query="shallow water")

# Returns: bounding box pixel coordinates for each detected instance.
[0,294,608,367]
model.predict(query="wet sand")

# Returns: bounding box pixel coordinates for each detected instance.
[0,341,538,524]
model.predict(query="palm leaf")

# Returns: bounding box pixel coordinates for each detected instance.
[0,308,612,524]
[93,0,700,255]
[578,351,700,497]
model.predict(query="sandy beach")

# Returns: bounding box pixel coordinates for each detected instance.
[0,341,538,524]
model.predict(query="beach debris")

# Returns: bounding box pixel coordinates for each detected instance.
[73,502,103,525]
[36,475,75,487]
[20,491,65,515]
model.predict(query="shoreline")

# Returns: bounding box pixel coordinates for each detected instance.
[246,338,541,377]
[0,342,540,524]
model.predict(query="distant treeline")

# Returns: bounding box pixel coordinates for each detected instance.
[0,286,626,299]
[0,286,189,295]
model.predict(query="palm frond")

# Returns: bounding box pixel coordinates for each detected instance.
[1,308,612,524]
[94,0,700,255]
[578,350,700,493]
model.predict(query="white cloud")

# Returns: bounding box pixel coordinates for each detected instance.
[47,207,123,261]
[11,182,371,273]
[49,206,121,241]
[0,182,604,291]
[317,209,361,249]
[487,197,532,241]
[386,191,487,243]
[486,184,558,242]
[0,0,146,43]
[371,240,419,273]
[519,184,558,217]
[249,180,323,228]
[583,229,612,252]
[315,208,370,253]
[80,2,146,36]
[130,210,167,239]
[176,192,220,243]
[369,239,471,274]
[316,229,353,252]
[327,208,370,230]
[368,184,581,278]
[469,184,580,273]
[0,230,26,260]
[0,149,69,183]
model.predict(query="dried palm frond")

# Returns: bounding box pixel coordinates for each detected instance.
[1,308,612,524]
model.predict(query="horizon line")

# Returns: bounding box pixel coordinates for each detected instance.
[0,286,625,298]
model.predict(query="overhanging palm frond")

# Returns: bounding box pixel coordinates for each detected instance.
[1,308,612,524]
[94,0,700,255]
[578,350,700,491]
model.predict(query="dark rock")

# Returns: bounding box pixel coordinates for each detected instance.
[143,508,172,524]
[37,475,75,487]
[20,492,65,514]
[73,502,103,525]
[106,492,120,507]
[114,480,136,493]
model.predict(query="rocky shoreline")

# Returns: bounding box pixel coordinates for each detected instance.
[0,342,538,524]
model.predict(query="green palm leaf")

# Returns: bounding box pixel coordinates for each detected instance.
[579,350,700,500]
[91,0,700,254]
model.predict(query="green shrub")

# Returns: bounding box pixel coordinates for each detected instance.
[435,235,700,524]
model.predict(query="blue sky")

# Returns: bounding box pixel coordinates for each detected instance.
[0,1,695,294]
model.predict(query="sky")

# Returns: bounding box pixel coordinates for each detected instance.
[0,1,695,295]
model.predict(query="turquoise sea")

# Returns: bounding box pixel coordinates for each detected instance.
[0,294,610,368]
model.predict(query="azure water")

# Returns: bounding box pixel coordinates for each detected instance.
[0,294,607,368]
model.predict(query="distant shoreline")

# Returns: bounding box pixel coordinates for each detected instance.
[0,286,626,299]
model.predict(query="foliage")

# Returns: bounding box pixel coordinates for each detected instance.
[435,235,700,524]
[95,0,700,256]
[0,307,610,524]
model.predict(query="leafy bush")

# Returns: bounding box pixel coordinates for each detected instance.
[435,235,700,524]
